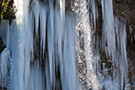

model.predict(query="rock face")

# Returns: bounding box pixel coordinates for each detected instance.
[114,0,135,30]
[114,0,135,88]
[113,0,135,56]
[0,37,5,54]
[89,0,135,89]
[65,0,135,89]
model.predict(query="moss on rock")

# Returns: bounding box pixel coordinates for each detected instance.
[0,0,16,24]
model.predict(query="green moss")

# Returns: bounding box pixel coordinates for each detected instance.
[0,0,16,24]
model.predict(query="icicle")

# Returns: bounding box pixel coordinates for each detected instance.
[101,0,129,89]
[0,48,10,88]
[101,0,116,60]
[32,1,40,35]
[62,12,78,90]
[89,0,98,28]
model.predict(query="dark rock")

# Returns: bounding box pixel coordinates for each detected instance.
[113,0,135,30]
[0,37,6,54]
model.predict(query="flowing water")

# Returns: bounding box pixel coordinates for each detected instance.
[0,0,131,90]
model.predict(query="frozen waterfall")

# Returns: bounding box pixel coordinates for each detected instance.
[0,0,132,90]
